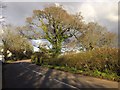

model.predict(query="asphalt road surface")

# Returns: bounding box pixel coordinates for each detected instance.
[2,60,119,89]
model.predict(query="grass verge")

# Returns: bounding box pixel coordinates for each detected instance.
[42,64,120,82]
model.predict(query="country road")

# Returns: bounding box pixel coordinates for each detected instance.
[2,60,119,89]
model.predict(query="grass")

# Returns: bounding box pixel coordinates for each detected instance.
[42,64,120,82]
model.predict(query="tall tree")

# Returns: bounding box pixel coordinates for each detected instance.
[2,25,33,59]
[26,5,84,56]
[78,22,118,50]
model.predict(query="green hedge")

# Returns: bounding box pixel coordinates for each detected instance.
[31,47,120,81]
[53,48,119,74]
[31,52,52,65]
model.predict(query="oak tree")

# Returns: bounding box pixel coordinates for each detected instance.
[26,5,84,56]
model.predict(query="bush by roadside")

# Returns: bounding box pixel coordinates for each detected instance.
[5,59,15,63]
[31,47,120,81]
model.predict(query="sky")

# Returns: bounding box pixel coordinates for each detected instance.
[0,0,119,34]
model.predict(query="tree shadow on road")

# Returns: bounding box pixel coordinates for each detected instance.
[2,61,117,89]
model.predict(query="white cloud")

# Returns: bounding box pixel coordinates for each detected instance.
[94,3,118,22]
[78,3,96,22]
[106,14,118,22]
[79,2,118,23]
[85,0,119,2]
[61,2,118,32]
[4,2,118,33]
[3,0,119,2]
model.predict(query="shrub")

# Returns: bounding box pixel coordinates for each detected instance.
[31,47,119,81]
[46,47,119,75]
[31,51,52,65]
[10,50,33,60]
[31,52,42,65]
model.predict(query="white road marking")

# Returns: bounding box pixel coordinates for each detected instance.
[20,62,43,76]
[20,62,80,90]
[32,70,43,75]
[53,78,79,89]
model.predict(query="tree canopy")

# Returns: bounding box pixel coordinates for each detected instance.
[2,25,33,59]
[79,22,118,50]
[26,5,85,56]
[25,5,118,55]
